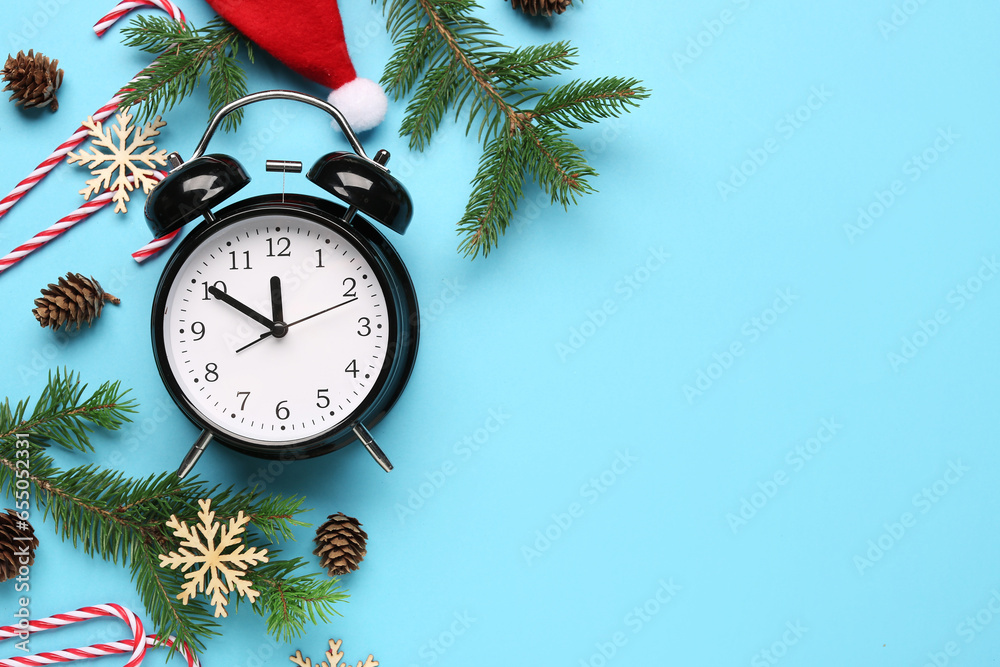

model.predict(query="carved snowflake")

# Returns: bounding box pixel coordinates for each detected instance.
[67,109,168,214]
[158,498,269,618]
[289,639,378,667]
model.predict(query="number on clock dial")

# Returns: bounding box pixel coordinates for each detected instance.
[201,280,226,300]
[316,389,330,408]
[266,236,291,257]
[229,250,251,270]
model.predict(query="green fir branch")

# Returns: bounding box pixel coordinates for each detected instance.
[400,60,462,150]
[0,369,136,452]
[379,0,649,257]
[521,122,596,205]
[457,131,525,257]
[120,16,255,132]
[383,24,437,94]
[248,558,348,640]
[0,371,344,658]
[483,42,578,85]
[534,77,648,129]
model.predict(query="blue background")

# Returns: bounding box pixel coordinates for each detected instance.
[2,1,999,666]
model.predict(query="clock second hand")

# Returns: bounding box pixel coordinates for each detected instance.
[235,330,272,354]
[235,296,358,354]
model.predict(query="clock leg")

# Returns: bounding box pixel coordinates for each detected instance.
[176,430,214,479]
[352,423,393,472]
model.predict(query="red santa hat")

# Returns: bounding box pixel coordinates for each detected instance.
[204,0,388,131]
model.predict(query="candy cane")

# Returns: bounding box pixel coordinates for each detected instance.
[0,0,186,222]
[0,605,199,667]
[132,229,181,263]
[0,172,166,275]
[0,636,198,667]
[94,0,185,36]
[0,605,144,667]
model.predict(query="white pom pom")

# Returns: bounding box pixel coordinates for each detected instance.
[328,78,388,133]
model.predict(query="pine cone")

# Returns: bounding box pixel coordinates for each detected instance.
[510,0,571,16]
[33,273,120,331]
[314,513,368,576]
[2,50,63,112]
[0,509,38,583]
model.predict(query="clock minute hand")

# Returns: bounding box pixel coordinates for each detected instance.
[208,286,275,330]
[285,297,358,329]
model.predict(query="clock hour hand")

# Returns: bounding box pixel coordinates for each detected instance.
[208,286,275,330]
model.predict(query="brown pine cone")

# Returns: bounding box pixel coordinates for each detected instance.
[2,50,63,112]
[33,273,120,331]
[0,509,38,583]
[314,513,368,576]
[510,0,571,16]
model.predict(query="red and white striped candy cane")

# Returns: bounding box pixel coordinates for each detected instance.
[132,229,181,263]
[0,604,144,667]
[94,0,185,36]
[78,635,199,667]
[0,604,200,667]
[0,172,167,274]
[0,0,186,223]
[0,636,198,667]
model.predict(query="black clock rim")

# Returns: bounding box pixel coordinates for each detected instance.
[151,194,418,458]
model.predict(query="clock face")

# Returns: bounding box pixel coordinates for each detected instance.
[158,211,394,446]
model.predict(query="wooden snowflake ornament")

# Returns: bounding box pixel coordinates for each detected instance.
[67,109,168,213]
[289,639,378,667]
[158,498,269,618]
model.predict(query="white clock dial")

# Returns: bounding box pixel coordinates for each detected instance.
[160,213,391,444]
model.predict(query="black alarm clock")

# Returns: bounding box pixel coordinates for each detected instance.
[144,90,419,478]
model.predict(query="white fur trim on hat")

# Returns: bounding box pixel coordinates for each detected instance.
[328,78,388,133]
